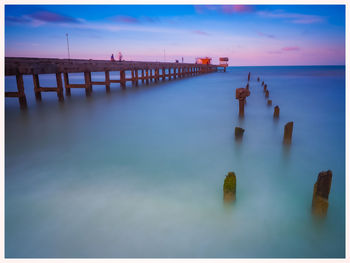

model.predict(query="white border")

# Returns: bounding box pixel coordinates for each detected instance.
[1,1,348,263]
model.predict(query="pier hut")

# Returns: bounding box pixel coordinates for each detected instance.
[196,57,212,65]
[218,57,229,72]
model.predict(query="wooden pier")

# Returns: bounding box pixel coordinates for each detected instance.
[5,57,219,109]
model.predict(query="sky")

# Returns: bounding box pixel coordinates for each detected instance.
[4,5,345,66]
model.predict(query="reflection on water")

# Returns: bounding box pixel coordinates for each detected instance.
[5,66,345,258]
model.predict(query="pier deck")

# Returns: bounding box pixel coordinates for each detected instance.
[5,57,218,109]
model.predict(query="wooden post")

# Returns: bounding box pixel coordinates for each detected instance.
[63,72,71,96]
[236,88,250,117]
[135,69,139,86]
[235,127,245,141]
[84,72,92,96]
[265,90,269,98]
[120,70,126,89]
[32,74,42,101]
[273,106,280,118]
[312,170,332,217]
[105,71,110,93]
[131,70,135,86]
[267,99,272,106]
[223,172,236,203]
[145,69,149,84]
[142,69,145,84]
[174,68,177,79]
[264,84,267,92]
[16,74,27,109]
[155,69,159,82]
[162,68,166,81]
[56,73,64,102]
[283,121,293,144]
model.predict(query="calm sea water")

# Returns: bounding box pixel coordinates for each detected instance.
[5,66,345,258]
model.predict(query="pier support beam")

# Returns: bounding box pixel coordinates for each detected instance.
[84,72,92,96]
[141,69,145,84]
[145,70,149,84]
[16,74,27,109]
[32,74,42,101]
[56,73,64,101]
[105,71,111,92]
[120,70,126,89]
[312,170,332,218]
[63,73,71,96]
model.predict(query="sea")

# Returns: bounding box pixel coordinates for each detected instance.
[4,66,345,258]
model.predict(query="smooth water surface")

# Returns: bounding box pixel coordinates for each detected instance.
[5,66,345,258]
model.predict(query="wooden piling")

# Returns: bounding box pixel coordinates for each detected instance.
[145,69,149,84]
[312,170,332,217]
[235,127,245,141]
[273,106,280,118]
[264,84,267,92]
[63,72,71,96]
[56,73,64,101]
[32,74,42,101]
[223,172,236,203]
[105,71,110,93]
[120,70,126,88]
[283,121,293,144]
[135,69,139,86]
[84,72,92,96]
[16,74,27,109]
[236,88,250,117]
[248,72,251,82]
[267,99,272,106]
[265,90,269,98]
[141,69,145,83]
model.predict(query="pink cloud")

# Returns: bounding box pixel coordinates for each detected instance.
[282,46,300,51]
[192,30,209,35]
[222,5,255,14]
[194,5,254,14]
[114,15,139,24]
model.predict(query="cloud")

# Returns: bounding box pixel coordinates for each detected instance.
[194,5,255,14]
[282,46,300,51]
[257,10,324,24]
[113,15,139,24]
[6,10,80,26]
[222,5,255,14]
[29,11,80,23]
[192,30,209,35]
[257,31,275,38]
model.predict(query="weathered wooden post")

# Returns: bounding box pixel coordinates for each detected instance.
[312,170,332,217]
[105,71,110,93]
[120,70,126,89]
[16,74,27,109]
[162,68,166,80]
[63,72,71,96]
[257,77,260,82]
[262,81,264,86]
[263,84,267,92]
[131,70,135,86]
[248,72,251,82]
[32,74,42,101]
[267,99,272,106]
[273,106,280,118]
[235,127,245,141]
[265,90,269,98]
[135,69,139,86]
[56,73,64,101]
[223,172,236,203]
[142,69,145,83]
[236,88,250,117]
[283,121,293,144]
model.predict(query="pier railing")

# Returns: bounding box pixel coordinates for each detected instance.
[5,57,218,109]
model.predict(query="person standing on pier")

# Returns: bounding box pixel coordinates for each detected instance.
[118,52,123,62]
[110,54,115,61]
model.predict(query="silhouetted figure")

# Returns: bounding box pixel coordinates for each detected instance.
[110,54,115,61]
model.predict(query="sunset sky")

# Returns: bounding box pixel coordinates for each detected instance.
[5,5,345,66]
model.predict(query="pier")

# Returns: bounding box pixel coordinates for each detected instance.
[5,57,218,109]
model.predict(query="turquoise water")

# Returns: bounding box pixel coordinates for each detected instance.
[5,66,345,258]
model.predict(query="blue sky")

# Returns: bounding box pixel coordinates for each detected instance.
[5,5,345,65]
